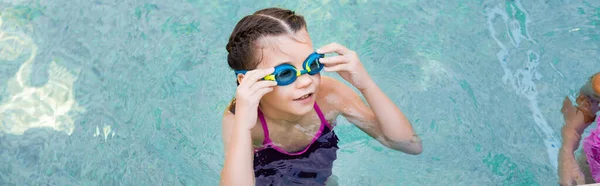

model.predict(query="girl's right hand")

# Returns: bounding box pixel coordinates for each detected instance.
[234,67,277,130]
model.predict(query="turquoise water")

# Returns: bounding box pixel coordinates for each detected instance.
[0,0,599,185]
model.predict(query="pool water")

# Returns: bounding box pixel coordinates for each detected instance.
[0,0,599,185]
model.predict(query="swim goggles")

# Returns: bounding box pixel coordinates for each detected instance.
[234,52,325,86]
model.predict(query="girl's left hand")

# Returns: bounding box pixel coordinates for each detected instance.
[317,43,374,91]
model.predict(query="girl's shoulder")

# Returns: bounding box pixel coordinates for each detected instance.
[221,107,266,148]
[315,76,350,122]
[318,76,346,95]
[317,75,358,104]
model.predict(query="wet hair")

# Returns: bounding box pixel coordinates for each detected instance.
[225,7,307,114]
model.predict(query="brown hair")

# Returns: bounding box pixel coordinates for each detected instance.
[225,7,307,114]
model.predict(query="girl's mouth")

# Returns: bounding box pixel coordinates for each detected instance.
[294,93,313,101]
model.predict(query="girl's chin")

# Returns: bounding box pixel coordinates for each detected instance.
[283,100,315,116]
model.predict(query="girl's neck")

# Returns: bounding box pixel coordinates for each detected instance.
[258,105,311,129]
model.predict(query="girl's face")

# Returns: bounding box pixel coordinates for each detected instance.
[252,29,321,116]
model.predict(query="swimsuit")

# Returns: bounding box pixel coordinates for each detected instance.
[583,115,600,182]
[253,103,339,185]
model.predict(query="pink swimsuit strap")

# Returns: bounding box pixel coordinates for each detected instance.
[256,103,331,156]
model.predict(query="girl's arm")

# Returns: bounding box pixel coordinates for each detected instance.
[316,43,421,155]
[562,74,600,152]
[560,98,591,154]
[324,77,422,154]
[220,68,275,186]
[558,96,593,186]
[563,73,600,151]
[557,74,599,185]
[220,110,255,186]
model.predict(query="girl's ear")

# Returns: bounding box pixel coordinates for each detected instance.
[237,73,244,85]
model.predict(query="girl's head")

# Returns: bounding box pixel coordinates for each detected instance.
[226,7,321,116]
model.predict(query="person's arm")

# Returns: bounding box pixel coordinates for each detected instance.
[325,77,422,155]
[558,97,592,186]
[562,73,600,151]
[220,68,276,186]
[560,97,593,154]
[220,110,255,186]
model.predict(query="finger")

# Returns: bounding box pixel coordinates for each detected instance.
[562,96,573,114]
[250,80,278,92]
[317,42,352,55]
[247,67,275,82]
[319,55,347,66]
[241,67,275,85]
[253,87,274,98]
[324,64,349,72]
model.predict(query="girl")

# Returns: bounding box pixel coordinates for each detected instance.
[559,72,600,186]
[220,7,422,186]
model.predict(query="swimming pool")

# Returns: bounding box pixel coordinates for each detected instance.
[0,0,598,185]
